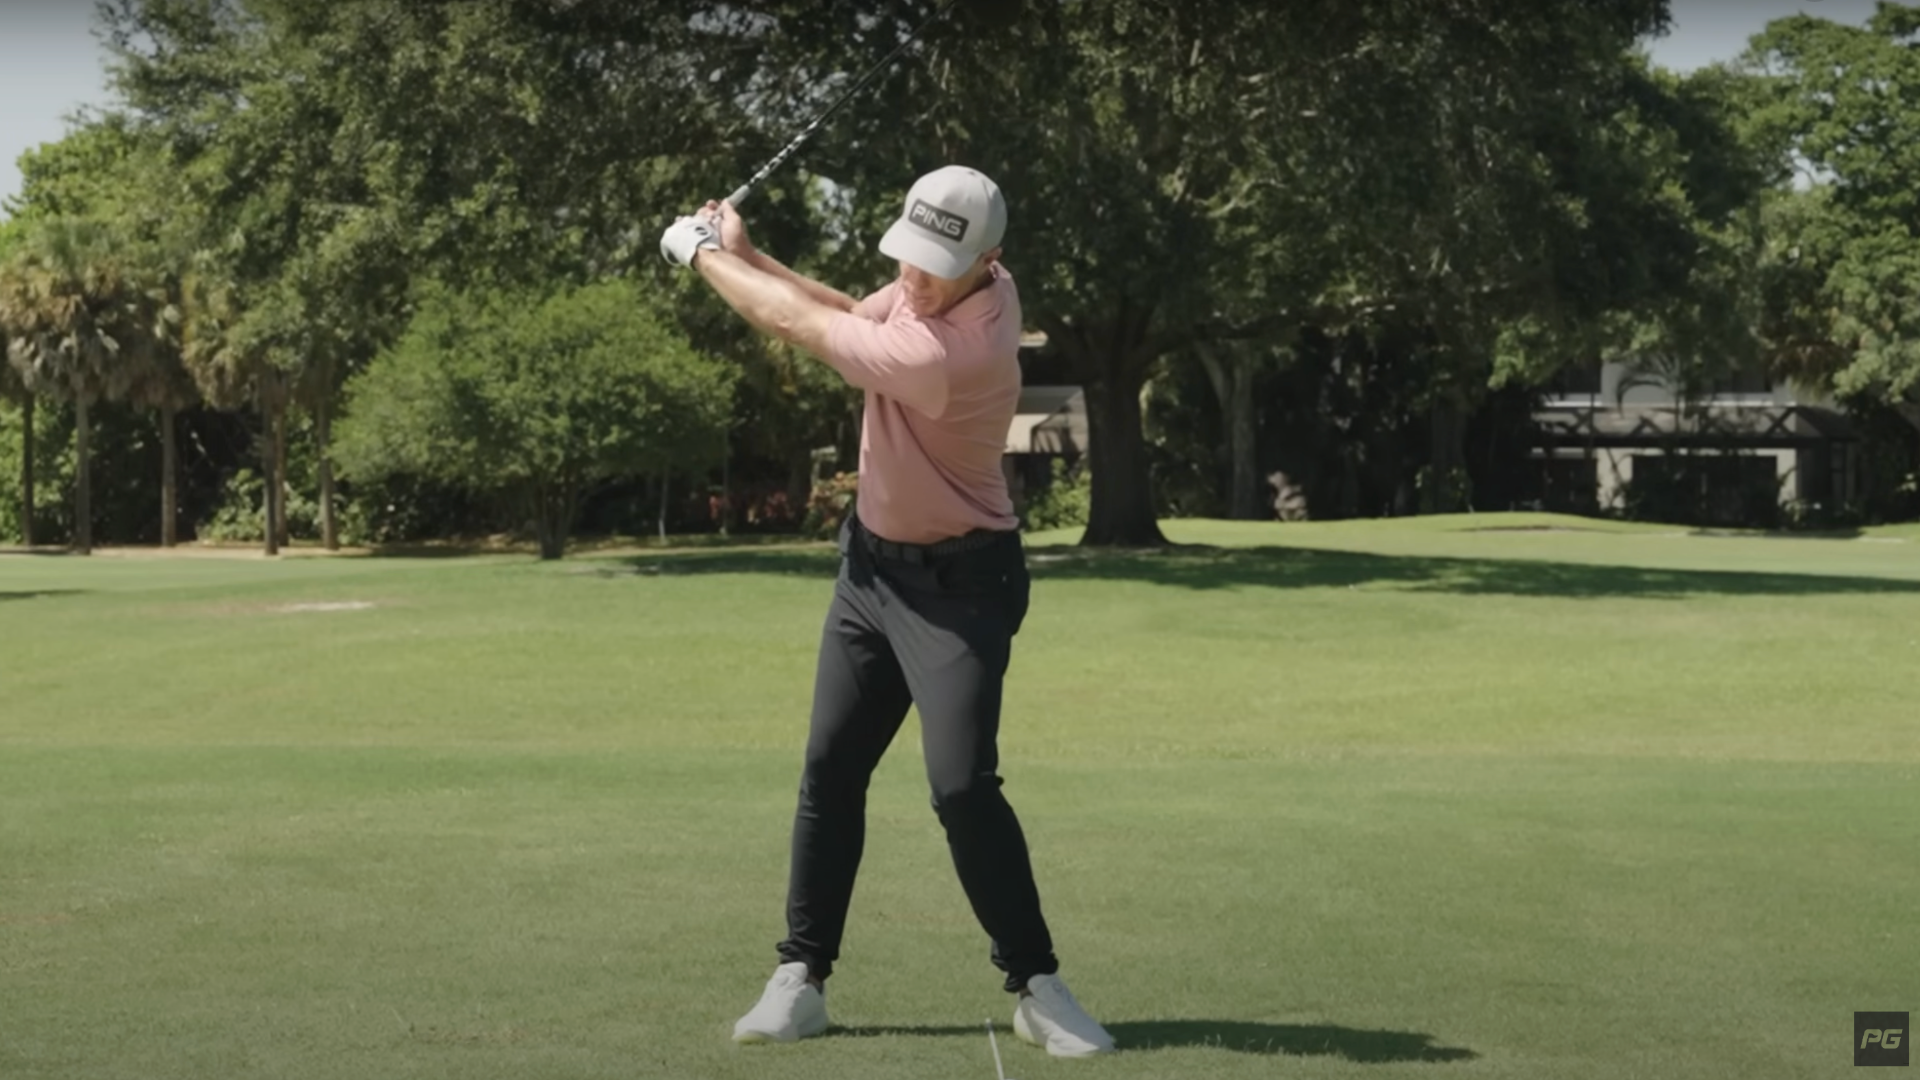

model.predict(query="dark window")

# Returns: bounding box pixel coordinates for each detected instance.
[1627,454,1780,527]
[1524,457,1599,514]
[1545,359,1602,396]
[1706,362,1771,396]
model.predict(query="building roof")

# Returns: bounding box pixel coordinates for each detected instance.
[1004,385,1086,455]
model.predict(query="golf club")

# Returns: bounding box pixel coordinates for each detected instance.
[986,1019,1016,1080]
[723,0,961,207]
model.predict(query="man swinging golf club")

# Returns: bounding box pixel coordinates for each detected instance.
[661,166,1115,1058]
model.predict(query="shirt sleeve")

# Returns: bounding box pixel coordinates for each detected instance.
[823,297,951,419]
[850,282,898,321]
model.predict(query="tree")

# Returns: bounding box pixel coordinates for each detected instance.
[25,118,207,548]
[333,279,737,559]
[122,270,196,548]
[1,113,144,223]
[5,118,150,549]
[1739,4,1920,402]
[104,0,385,552]
[103,0,748,549]
[0,332,32,547]
[1482,57,1771,521]
[173,264,294,554]
[746,0,1679,540]
[1220,19,1755,521]
[0,217,147,554]
[0,220,32,546]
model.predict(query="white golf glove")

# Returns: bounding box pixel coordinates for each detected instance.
[660,215,721,268]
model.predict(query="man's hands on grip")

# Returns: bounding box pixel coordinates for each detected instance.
[660,215,719,268]
[659,200,755,269]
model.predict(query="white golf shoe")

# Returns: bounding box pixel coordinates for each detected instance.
[1013,973,1115,1057]
[732,961,829,1043]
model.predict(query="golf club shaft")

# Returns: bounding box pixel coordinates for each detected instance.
[725,0,959,206]
[987,1019,1009,1080]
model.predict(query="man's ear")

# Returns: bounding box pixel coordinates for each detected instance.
[980,246,1004,267]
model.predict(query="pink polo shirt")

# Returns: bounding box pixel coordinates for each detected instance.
[820,262,1022,545]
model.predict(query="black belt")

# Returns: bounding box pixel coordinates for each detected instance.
[854,517,1012,565]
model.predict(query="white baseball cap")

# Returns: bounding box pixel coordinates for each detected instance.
[878,166,1007,279]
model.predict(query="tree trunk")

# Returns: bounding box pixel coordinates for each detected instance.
[20,395,34,547]
[273,400,290,549]
[1227,361,1260,520]
[1052,311,1167,548]
[317,393,338,551]
[719,441,731,539]
[1080,362,1166,547]
[535,509,563,559]
[160,402,178,548]
[1425,397,1469,514]
[788,457,810,516]
[657,472,670,543]
[1197,345,1263,520]
[261,391,279,557]
[73,395,93,555]
[533,481,571,560]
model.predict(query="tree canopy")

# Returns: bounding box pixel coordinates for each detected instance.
[5,0,1917,550]
[1741,4,1920,401]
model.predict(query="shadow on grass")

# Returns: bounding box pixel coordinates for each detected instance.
[601,549,839,580]
[0,589,86,601]
[593,543,1920,600]
[1107,1019,1478,1062]
[360,533,832,559]
[1028,544,1920,598]
[1458,523,1881,541]
[826,1019,1475,1062]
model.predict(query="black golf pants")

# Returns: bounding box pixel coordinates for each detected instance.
[776,516,1058,994]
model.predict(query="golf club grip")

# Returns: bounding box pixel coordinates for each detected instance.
[725,100,828,209]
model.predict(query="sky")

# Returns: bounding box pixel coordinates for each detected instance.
[0,0,1894,211]
[2,0,112,210]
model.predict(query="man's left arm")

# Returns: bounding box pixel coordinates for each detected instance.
[694,249,838,358]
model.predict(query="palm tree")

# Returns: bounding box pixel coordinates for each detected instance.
[123,270,197,548]
[180,267,291,556]
[2,225,38,547]
[0,332,33,547]
[0,217,144,554]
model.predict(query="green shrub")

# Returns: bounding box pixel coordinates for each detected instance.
[1023,458,1091,532]
[197,467,324,544]
[0,397,76,545]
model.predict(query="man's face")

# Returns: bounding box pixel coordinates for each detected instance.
[898,251,999,317]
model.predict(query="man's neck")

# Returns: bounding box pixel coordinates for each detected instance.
[955,261,998,307]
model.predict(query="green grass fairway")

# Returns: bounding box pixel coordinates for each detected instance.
[3,514,1917,1079]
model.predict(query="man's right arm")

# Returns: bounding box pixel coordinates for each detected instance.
[747,251,860,313]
